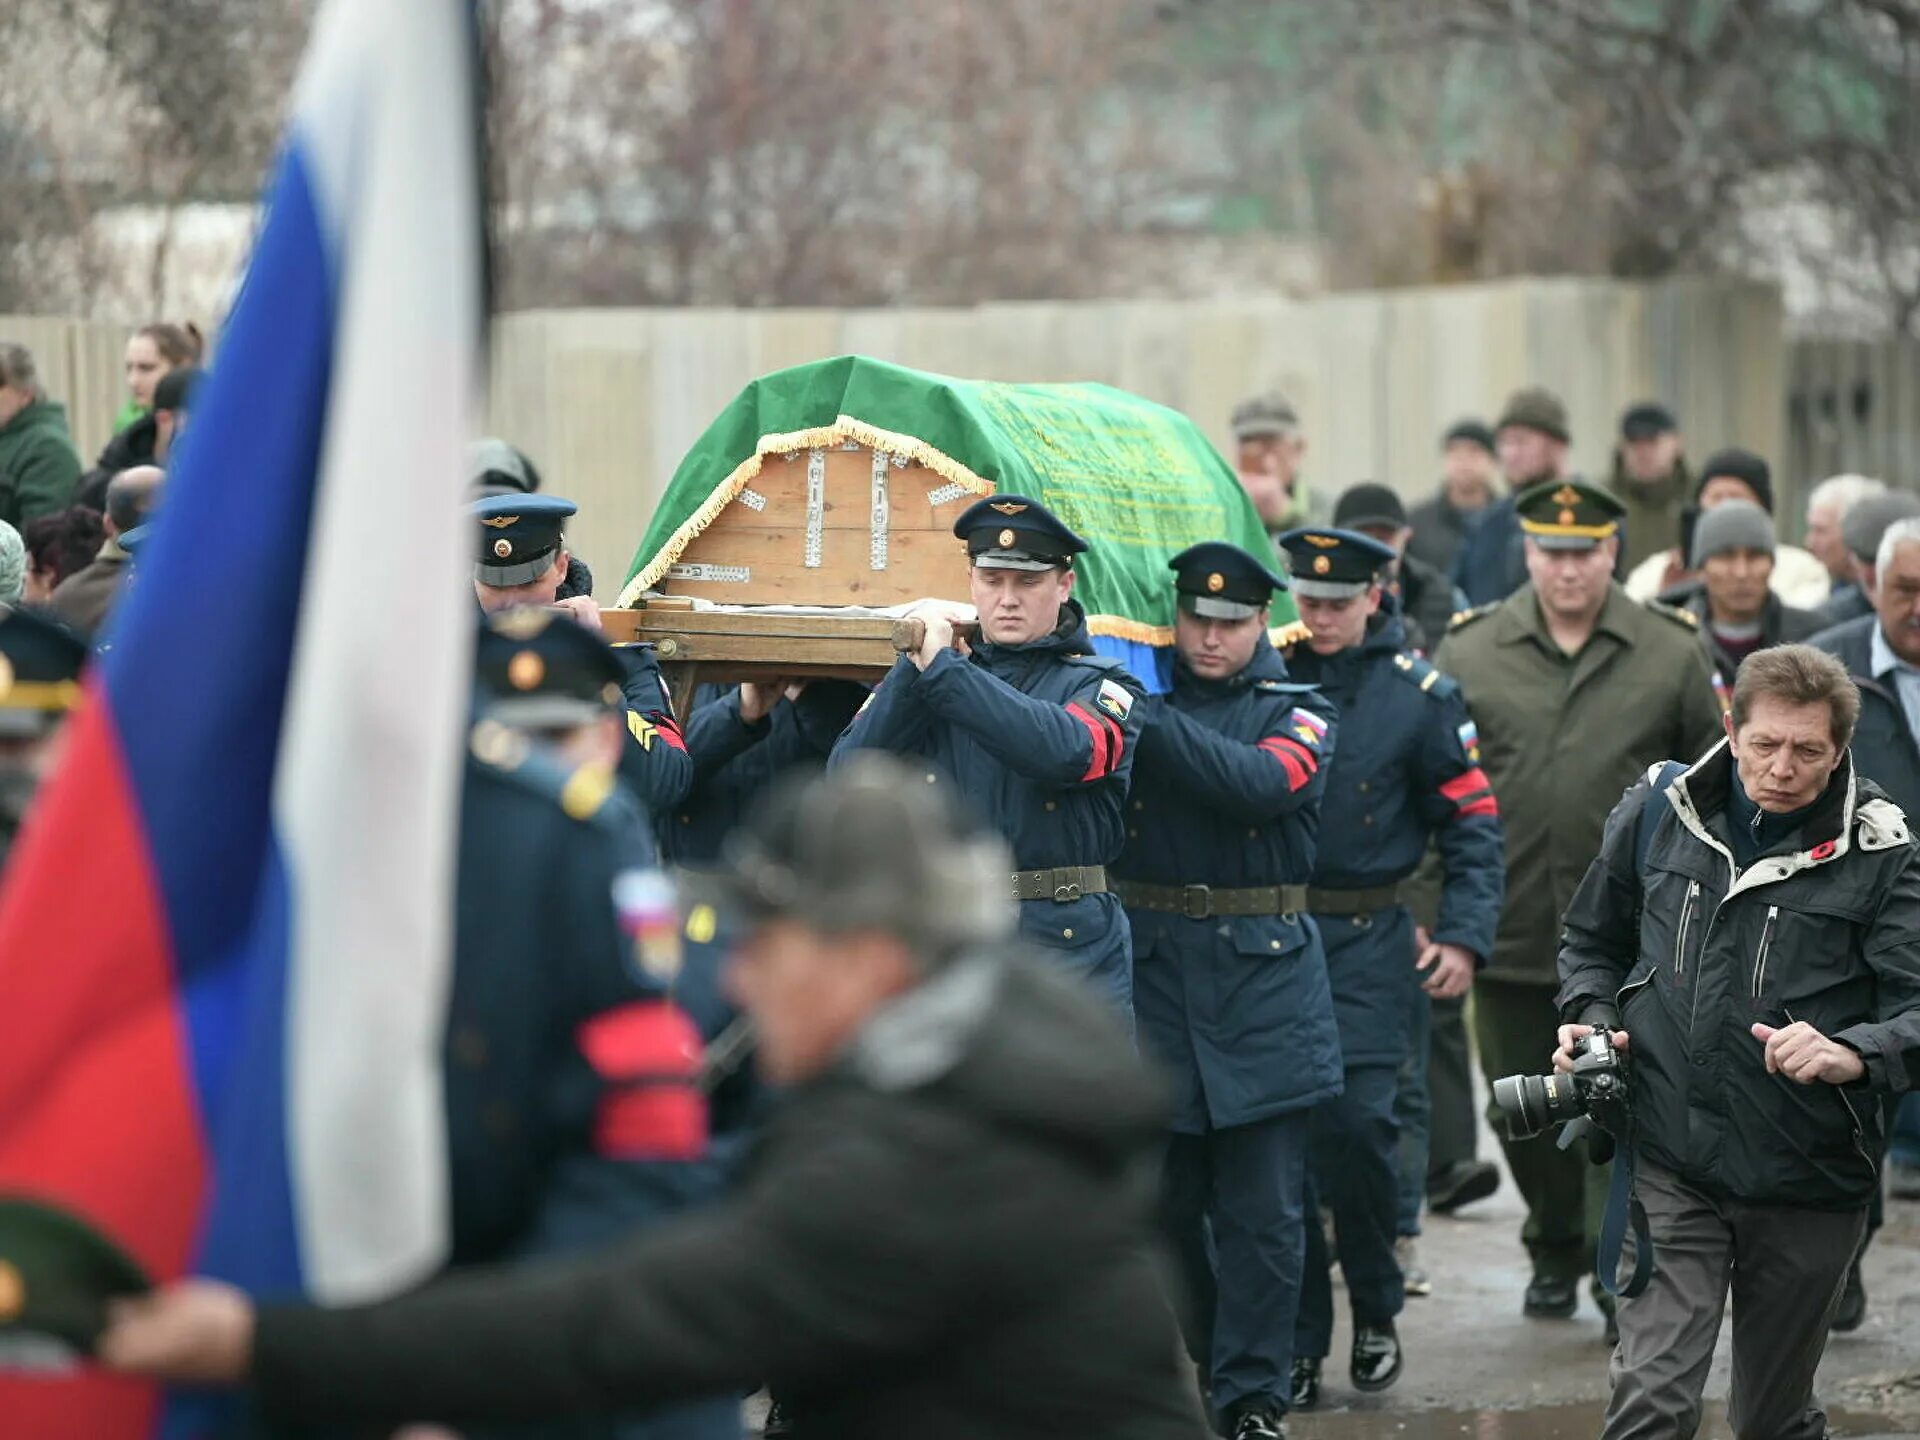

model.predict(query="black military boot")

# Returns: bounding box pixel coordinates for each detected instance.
[1288,1356,1321,1410]
[1524,1272,1578,1318]
[1427,1159,1500,1215]
[1226,1396,1288,1440]
[1351,1319,1403,1392]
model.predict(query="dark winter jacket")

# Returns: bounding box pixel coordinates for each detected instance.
[0,398,82,528]
[1810,614,1920,820]
[1395,550,1465,656]
[1406,491,1489,581]
[1662,580,1825,681]
[1604,453,1692,574]
[1558,741,1920,1209]
[251,954,1209,1440]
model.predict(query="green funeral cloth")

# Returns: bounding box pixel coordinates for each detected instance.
[621,354,1299,640]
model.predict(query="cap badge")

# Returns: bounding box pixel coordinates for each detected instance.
[1303,533,1340,548]
[507,650,545,691]
[1559,508,1576,526]
[989,501,1027,515]
[480,514,519,529]
[1313,555,1332,575]
[492,537,514,558]
[1551,485,1582,506]
[1206,572,1225,593]
[997,528,1016,547]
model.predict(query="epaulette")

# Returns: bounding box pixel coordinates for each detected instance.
[1062,652,1127,672]
[1646,599,1700,630]
[1447,602,1500,632]
[1391,651,1459,700]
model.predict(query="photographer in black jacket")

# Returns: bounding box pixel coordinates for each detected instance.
[1554,644,1920,1440]
[101,755,1208,1440]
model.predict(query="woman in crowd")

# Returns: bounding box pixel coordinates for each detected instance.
[20,506,105,605]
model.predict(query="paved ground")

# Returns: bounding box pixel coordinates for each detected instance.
[1294,1096,1920,1439]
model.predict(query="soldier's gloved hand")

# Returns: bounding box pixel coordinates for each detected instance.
[1415,940,1475,999]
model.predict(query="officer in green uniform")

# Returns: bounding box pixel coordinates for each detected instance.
[1433,479,1722,1332]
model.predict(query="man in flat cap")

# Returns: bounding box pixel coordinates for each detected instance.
[834,495,1147,1015]
[1278,528,1503,1407]
[1114,541,1340,1440]
[103,758,1211,1440]
[1406,419,1501,585]
[1604,402,1691,574]
[1435,480,1721,1334]
[1230,392,1313,538]
[0,606,86,873]
[471,493,692,827]
[1452,387,1575,608]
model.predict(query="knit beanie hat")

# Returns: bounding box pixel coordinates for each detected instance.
[1695,448,1773,513]
[1690,500,1775,568]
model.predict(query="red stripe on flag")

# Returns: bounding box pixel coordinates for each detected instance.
[0,692,206,1434]
[1439,767,1493,802]
[1067,702,1112,781]
[1258,736,1313,790]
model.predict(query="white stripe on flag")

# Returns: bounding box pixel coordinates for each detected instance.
[277,0,479,1303]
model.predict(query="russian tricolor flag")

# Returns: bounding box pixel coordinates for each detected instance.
[0,0,482,1432]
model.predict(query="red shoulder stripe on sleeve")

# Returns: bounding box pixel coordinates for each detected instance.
[652,713,688,753]
[1066,701,1113,781]
[1439,766,1492,802]
[1257,735,1314,790]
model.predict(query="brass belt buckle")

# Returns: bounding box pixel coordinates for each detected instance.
[1183,883,1212,920]
[1053,877,1082,903]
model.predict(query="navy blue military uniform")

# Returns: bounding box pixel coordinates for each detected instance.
[1278,528,1504,1394]
[469,496,693,822]
[661,680,866,866]
[1112,543,1342,1434]
[454,615,739,1440]
[831,497,1146,1014]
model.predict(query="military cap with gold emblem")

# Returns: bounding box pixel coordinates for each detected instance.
[1274,526,1398,599]
[1168,541,1289,621]
[474,608,626,731]
[471,493,577,586]
[0,1195,151,1351]
[952,493,1087,571]
[0,607,87,741]
[1514,478,1626,551]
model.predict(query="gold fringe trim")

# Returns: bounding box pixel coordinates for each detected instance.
[618,417,995,606]
[1269,621,1314,648]
[1086,614,1174,647]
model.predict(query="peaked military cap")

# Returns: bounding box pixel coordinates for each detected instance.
[1515,478,1625,551]
[472,493,576,586]
[953,494,1087,571]
[0,606,87,739]
[1275,526,1398,599]
[474,607,625,730]
[1169,541,1289,621]
[0,1196,151,1351]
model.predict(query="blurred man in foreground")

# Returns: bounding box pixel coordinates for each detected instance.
[103,757,1208,1440]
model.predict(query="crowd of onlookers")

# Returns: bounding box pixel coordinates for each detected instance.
[0,327,199,635]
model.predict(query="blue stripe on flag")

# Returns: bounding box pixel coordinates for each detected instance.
[1089,636,1171,694]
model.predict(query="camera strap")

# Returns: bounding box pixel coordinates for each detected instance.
[1594,1119,1654,1298]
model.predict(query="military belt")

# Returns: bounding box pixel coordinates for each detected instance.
[1115,881,1310,921]
[1011,865,1108,903]
[1305,882,1406,915]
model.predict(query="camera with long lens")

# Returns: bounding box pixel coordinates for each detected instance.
[1491,1027,1629,1145]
